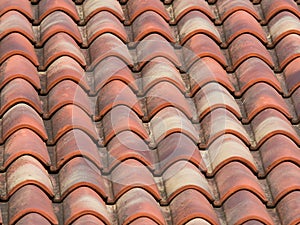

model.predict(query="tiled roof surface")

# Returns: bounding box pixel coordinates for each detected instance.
[1,0,300,224]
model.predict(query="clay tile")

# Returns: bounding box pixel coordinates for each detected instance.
[126,0,169,25]
[277,191,300,225]
[132,11,175,43]
[116,188,165,225]
[215,162,266,206]
[46,80,92,118]
[15,213,52,225]
[72,215,105,225]
[267,162,300,206]
[216,0,260,23]
[89,33,133,70]
[163,161,213,203]
[0,11,35,42]
[45,56,89,94]
[201,109,250,148]
[43,33,86,70]
[229,34,274,71]
[111,159,161,201]
[223,11,267,46]
[242,83,291,123]
[83,0,125,23]
[39,11,82,47]
[0,33,39,66]
[136,34,181,70]
[170,189,219,225]
[0,0,33,20]
[251,109,300,149]
[223,191,273,225]
[93,57,138,94]
[63,187,110,225]
[284,57,300,95]
[130,218,158,225]
[4,129,50,169]
[150,107,199,144]
[142,57,186,94]
[235,58,282,97]
[107,131,155,172]
[50,105,98,144]
[292,87,300,121]
[269,12,300,46]
[6,155,54,198]
[173,0,214,23]
[207,134,257,176]
[0,78,43,116]
[177,11,221,45]
[146,82,193,120]
[86,11,128,45]
[55,129,101,170]
[96,80,143,120]
[194,82,241,120]
[157,133,205,174]
[276,34,300,70]
[9,185,58,225]
[58,157,107,200]
[261,0,300,23]
[183,34,227,69]
[38,0,79,23]
[102,106,149,144]
[2,104,48,142]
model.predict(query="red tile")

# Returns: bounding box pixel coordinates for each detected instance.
[50,105,98,144]
[150,107,199,144]
[6,155,54,198]
[223,11,267,46]
[183,34,227,69]
[95,80,143,120]
[126,0,170,24]
[276,34,300,70]
[55,129,102,171]
[116,188,165,225]
[284,57,300,95]
[136,34,181,70]
[45,56,89,94]
[292,87,300,121]
[132,11,175,43]
[242,83,291,122]
[146,82,193,120]
[58,157,107,200]
[235,58,282,97]
[83,0,125,23]
[172,0,215,23]
[170,189,219,225]
[43,33,86,70]
[177,11,221,45]
[39,11,82,47]
[15,213,52,225]
[228,34,274,70]
[215,162,266,206]
[9,185,58,225]
[93,56,138,94]
[223,191,273,225]
[102,105,149,144]
[86,11,128,45]
[163,161,213,203]
[277,191,300,225]
[0,78,43,116]
[63,187,110,225]
[111,159,161,201]
[194,82,241,120]
[0,0,33,21]
[72,215,105,225]
[0,33,39,66]
[89,33,133,70]
[188,57,235,96]
[3,129,50,170]
[0,11,35,42]
[130,218,158,225]
[207,134,257,176]
[2,104,48,142]
[38,0,79,23]
[185,218,213,225]
[157,133,206,174]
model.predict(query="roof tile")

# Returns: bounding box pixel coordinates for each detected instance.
[277,191,300,225]
[0,0,33,20]
[284,57,300,95]
[71,215,106,225]
[15,213,52,225]
[292,87,300,122]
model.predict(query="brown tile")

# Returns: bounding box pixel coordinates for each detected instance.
[277,191,300,225]
[292,87,300,121]
[0,0,33,21]
[72,215,105,225]
[284,57,300,95]
[130,218,158,225]
[15,213,52,225]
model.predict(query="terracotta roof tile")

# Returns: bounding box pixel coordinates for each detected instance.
[277,191,300,225]
[292,87,300,122]
[71,215,106,225]
[0,0,33,21]
[14,213,52,225]
[284,57,300,95]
